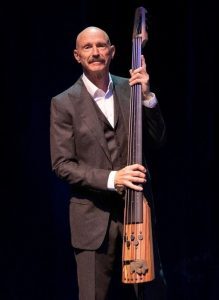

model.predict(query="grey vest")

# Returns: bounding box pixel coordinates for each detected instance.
[92,93,128,170]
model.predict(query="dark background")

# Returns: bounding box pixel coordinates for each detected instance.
[1,0,218,299]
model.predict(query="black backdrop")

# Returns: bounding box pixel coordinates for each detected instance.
[2,0,218,299]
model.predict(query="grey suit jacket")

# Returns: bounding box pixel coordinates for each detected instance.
[50,75,166,250]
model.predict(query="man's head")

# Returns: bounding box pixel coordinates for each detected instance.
[73,26,115,77]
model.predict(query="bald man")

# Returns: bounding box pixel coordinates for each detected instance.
[50,26,166,300]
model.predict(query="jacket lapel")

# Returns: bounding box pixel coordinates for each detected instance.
[75,81,112,162]
[112,76,130,135]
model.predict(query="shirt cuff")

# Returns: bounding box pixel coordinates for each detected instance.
[107,171,117,190]
[143,92,158,108]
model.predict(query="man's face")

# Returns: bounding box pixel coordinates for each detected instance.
[74,28,115,76]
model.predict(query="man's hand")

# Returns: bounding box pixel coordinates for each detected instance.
[129,55,152,100]
[115,163,146,193]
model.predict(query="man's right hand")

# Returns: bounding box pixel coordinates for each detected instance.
[114,164,146,193]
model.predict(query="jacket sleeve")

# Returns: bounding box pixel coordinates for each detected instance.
[50,98,111,191]
[142,103,166,149]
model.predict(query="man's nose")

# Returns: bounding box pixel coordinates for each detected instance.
[91,46,99,55]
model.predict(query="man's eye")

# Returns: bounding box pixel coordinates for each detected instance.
[98,44,107,48]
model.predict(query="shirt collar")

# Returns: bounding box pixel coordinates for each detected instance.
[82,73,113,101]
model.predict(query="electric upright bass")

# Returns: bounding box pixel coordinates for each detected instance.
[122,6,155,284]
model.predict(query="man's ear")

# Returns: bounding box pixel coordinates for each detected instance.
[73,49,81,63]
[111,45,116,59]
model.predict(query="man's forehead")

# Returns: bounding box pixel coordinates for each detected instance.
[76,27,110,46]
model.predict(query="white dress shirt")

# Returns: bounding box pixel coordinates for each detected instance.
[82,74,114,127]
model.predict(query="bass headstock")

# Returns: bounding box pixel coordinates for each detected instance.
[132,6,148,49]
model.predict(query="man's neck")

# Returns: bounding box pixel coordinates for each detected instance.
[84,71,109,92]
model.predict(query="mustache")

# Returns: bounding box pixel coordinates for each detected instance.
[88,58,105,64]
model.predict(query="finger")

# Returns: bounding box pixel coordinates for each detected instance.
[126,181,143,191]
[141,55,146,68]
[130,177,146,184]
[131,66,143,75]
[130,164,146,172]
[132,170,146,178]
[123,175,146,184]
